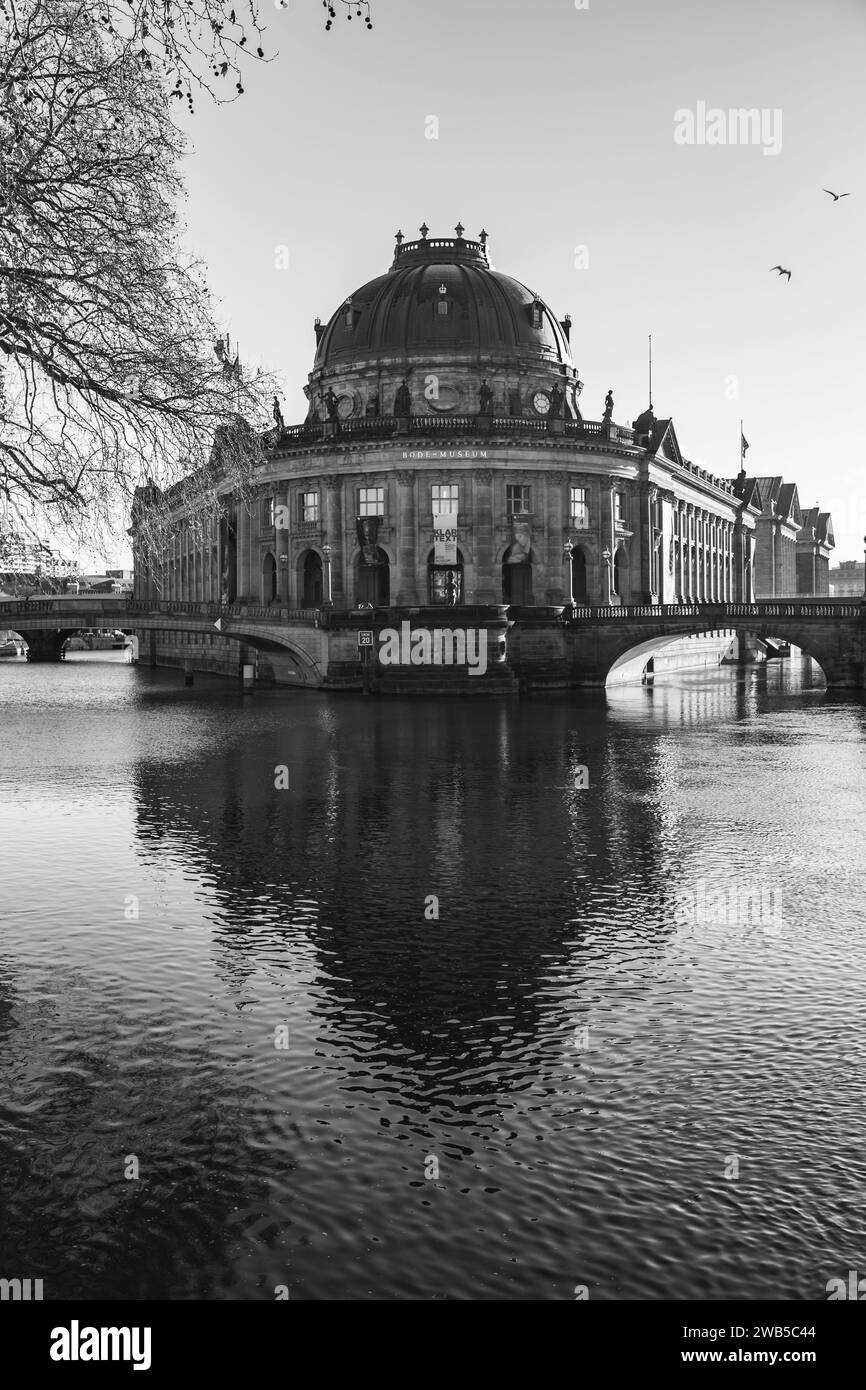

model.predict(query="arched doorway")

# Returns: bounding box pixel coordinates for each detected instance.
[301,550,323,605]
[356,548,390,605]
[572,546,587,601]
[502,546,533,605]
[262,552,277,604]
[428,548,464,605]
[613,549,627,600]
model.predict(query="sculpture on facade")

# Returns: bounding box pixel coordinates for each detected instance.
[603,389,614,422]
[320,387,340,421]
[479,379,493,414]
[366,390,380,417]
[548,382,564,418]
[394,379,411,416]
[272,396,284,432]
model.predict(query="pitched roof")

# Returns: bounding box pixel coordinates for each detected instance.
[798,507,835,547]
[736,474,766,512]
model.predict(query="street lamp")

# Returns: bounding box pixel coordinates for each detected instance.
[562,537,574,609]
[602,546,612,604]
[322,543,333,606]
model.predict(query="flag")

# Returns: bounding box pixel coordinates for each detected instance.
[356,515,381,565]
[740,430,749,459]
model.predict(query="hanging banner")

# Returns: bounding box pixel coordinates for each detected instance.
[433,511,458,564]
[507,517,532,563]
[356,515,381,565]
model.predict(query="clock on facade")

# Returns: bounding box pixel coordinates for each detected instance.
[532,390,550,415]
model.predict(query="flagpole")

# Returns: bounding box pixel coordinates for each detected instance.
[648,333,652,410]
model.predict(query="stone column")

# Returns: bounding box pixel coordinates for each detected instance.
[236,505,251,601]
[324,476,344,606]
[699,511,707,601]
[395,469,418,605]
[546,471,566,602]
[606,483,619,604]
[677,502,685,600]
[638,484,657,601]
[473,469,497,603]
[684,506,691,600]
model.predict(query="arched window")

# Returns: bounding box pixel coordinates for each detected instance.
[301,551,323,605]
[427,548,464,605]
[571,546,587,600]
[262,552,277,604]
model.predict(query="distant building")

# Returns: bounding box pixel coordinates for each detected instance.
[796,509,834,595]
[736,476,834,597]
[829,560,864,597]
[79,570,133,593]
[0,533,79,579]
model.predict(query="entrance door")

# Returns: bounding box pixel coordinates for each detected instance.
[502,550,533,605]
[357,549,390,605]
[302,551,323,605]
[572,547,587,600]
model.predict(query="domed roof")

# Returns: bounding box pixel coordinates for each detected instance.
[311,228,574,375]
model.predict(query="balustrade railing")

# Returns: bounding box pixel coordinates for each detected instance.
[1,596,860,625]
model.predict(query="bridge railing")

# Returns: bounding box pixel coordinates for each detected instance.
[0,596,322,626]
[561,600,863,622]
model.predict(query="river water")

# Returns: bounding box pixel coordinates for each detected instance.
[1,652,864,1301]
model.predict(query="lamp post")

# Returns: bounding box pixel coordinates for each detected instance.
[322,543,333,606]
[602,546,612,604]
[562,537,574,609]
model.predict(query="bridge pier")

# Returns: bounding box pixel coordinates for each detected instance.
[22,630,68,662]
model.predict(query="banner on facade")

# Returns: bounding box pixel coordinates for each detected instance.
[507,517,532,563]
[356,515,381,565]
[433,512,458,564]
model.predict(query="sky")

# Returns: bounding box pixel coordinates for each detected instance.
[172,0,865,562]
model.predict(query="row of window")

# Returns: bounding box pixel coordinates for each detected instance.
[262,485,607,529]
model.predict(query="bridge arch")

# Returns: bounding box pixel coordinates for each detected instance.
[603,623,832,686]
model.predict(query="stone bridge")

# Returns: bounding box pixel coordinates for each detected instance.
[0,596,326,684]
[1,595,863,690]
[553,599,865,688]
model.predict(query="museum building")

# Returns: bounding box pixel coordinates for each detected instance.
[129,225,834,686]
[135,226,767,611]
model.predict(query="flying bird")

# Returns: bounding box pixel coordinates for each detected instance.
[770,265,792,282]
[823,189,850,201]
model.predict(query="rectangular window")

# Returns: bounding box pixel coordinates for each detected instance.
[262,495,275,528]
[431,483,459,516]
[299,491,319,524]
[614,490,626,524]
[507,484,531,516]
[570,486,589,529]
[358,486,384,517]
[437,300,449,317]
